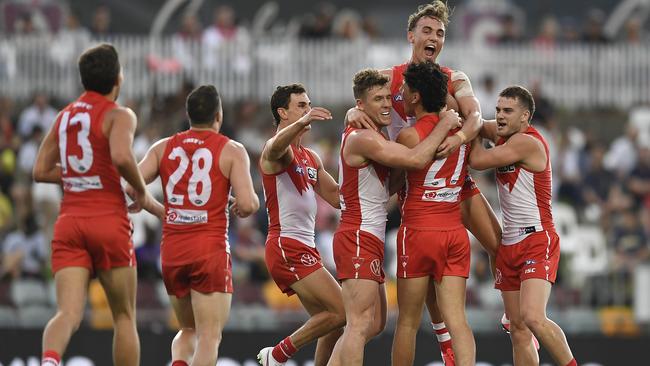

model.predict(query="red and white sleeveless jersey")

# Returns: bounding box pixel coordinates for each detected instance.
[338,126,390,241]
[387,62,455,141]
[496,126,555,245]
[262,145,319,247]
[402,115,469,230]
[54,91,126,216]
[159,129,231,244]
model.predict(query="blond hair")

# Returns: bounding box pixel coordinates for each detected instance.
[407,1,451,31]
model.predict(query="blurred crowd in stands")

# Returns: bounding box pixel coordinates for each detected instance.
[0,0,649,333]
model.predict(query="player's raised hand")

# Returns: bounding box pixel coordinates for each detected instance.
[297,107,332,125]
[345,107,375,130]
[438,108,462,130]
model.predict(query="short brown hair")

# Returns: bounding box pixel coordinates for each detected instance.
[499,86,535,122]
[353,69,389,99]
[407,1,451,32]
[186,85,221,125]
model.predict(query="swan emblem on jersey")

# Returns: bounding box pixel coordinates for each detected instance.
[496,164,521,193]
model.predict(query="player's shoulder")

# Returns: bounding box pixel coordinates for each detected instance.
[223,139,247,156]
[510,131,545,150]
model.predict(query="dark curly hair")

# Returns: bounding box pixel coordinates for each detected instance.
[403,61,448,113]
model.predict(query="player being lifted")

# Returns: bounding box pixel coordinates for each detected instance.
[34,43,162,366]
[257,84,345,366]
[469,86,578,366]
[132,85,259,366]
[328,66,460,366]
[346,3,502,364]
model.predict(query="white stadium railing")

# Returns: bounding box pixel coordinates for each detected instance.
[1,35,650,108]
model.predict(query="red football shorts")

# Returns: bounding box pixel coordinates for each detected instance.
[460,172,480,201]
[333,229,385,284]
[396,226,470,282]
[495,230,560,291]
[265,236,323,296]
[162,251,233,297]
[51,213,135,274]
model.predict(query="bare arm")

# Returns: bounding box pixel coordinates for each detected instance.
[308,148,340,209]
[388,168,405,196]
[138,138,169,184]
[353,110,460,169]
[260,107,332,174]
[33,115,62,183]
[480,119,498,142]
[438,71,483,157]
[469,133,546,171]
[222,141,260,217]
[108,107,164,218]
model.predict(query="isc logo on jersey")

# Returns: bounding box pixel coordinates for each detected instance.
[497,165,516,173]
[422,187,461,202]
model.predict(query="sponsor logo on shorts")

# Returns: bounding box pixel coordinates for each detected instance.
[166,208,208,224]
[495,268,503,285]
[422,187,461,202]
[300,253,318,267]
[524,268,536,274]
[370,259,381,277]
[307,167,318,181]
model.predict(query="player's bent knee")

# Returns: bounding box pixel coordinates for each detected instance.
[521,312,545,332]
[57,309,84,331]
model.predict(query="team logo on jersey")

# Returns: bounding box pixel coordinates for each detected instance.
[300,253,318,267]
[393,93,403,102]
[370,259,382,277]
[306,167,317,181]
[295,166,304,175]
[495,268,503,285]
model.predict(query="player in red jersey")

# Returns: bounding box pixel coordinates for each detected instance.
[33,44,163,366]
[132,85,259,366]
[392,61,476,366]
[469,86,577,366]
[256,84,344,366]
[327,67,460,366]
[346,3,501,364]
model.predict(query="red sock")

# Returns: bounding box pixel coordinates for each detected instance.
[432,322,452,344]
[172,361,189,366]
[564,359,577,366]
[271,336,297,362]
[42,350,60,366]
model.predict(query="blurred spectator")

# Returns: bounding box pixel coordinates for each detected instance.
[232,100,267,156]
[362,15,380,39]
[623,17,645,44]
[201,5,251,73]
[16,125,43,179]
[533,16,559,49]
[604,123,639,178]
[231,216,268,287]
[332,9,365,41]
[135,224,161,280]
[17,93,57,139]
[629,104,650,148]
[560,16,581,43]
[1,213,46,280]
[497,13,523,44]
[91,5,111,36]
[627,147,650,207]
[611,211,649,277]
[582,144,615,222]
[582,9,609,44]
[474,74,499,119]
[13,12,36,34]
[300,2,336,39]
[172,14,202,71]
[50,13,91,66]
